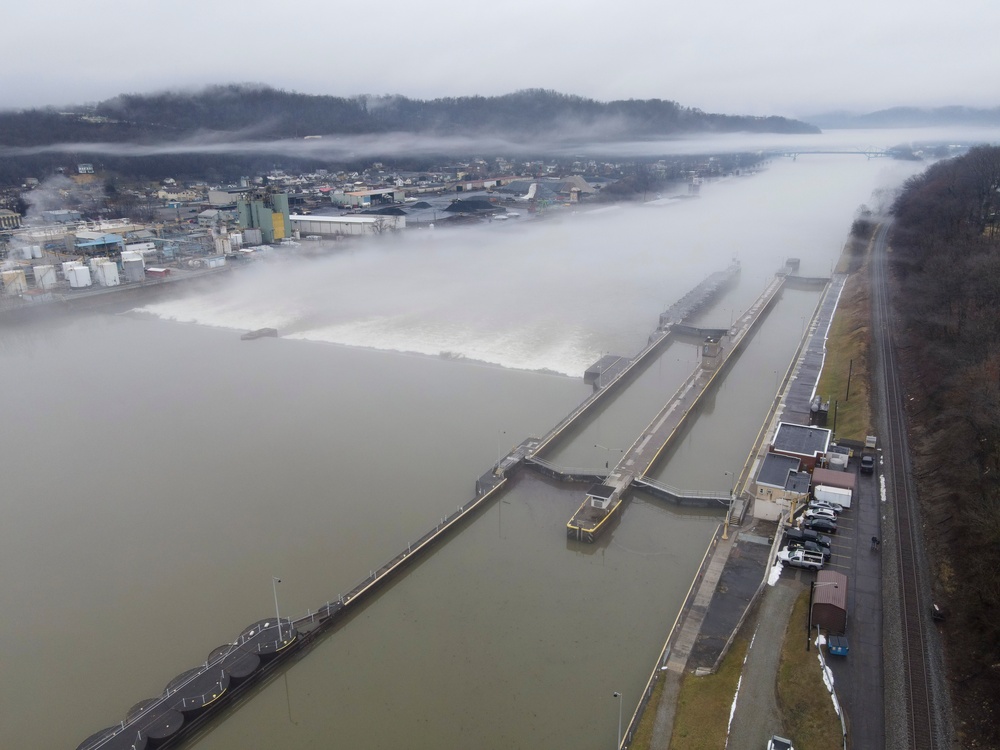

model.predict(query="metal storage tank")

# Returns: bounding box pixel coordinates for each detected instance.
[120,250,145,267]
[62,260,82,276]
[68,265,93,288]
[122,259,145,283]
[31,244,42,259]
[229,232,243,248]
[19,245,34,260]
[164,666,230,715]
[75,725,148,750]
[208,643,260,684]
[126,697,184,746]
[34,265,58,289]
[88,256,110,273]
[97,261,120,287]
[2,269,28,294]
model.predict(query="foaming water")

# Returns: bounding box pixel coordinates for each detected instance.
[135,155,923,378]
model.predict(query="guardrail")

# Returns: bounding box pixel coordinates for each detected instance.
[632,475,731,505]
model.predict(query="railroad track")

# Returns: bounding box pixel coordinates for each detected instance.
[870,223,938,749]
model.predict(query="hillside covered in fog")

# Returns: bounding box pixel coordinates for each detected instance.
[0,85,819,146]
[806,105,1000,129]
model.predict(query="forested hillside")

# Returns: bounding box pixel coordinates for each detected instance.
[0,85,819,146]
[890,145,1000,746]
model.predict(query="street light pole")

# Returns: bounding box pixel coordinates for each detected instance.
[612,691,622,749]
[497,429,506,467]
[272,576,282,642]
[595,444,624,472]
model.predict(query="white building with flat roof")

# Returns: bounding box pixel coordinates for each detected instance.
[289,214,404,238]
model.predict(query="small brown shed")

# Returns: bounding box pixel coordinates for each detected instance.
[812,467,856,495]
[811,570,849,635]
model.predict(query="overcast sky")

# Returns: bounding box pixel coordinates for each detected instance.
[4,0,998,117]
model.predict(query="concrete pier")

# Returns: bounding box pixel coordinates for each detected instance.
[567,273,786,542]
[531,261,741,458]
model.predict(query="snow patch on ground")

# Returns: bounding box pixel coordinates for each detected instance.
[767,557,784,586]
[726,673,743,743]
[725,624,758,748]
[815,638,843,717]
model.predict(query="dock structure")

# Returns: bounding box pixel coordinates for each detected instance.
[567,273,787,542]
[530,261,741,459]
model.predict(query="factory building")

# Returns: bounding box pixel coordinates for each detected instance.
[289,214,404,238]
[43,209,83,224]
[208,187,252,206]
[237,190,290,244]
[72,231,125,255]
[331,188,404,208]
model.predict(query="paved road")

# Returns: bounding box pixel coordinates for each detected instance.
[726,578,801,748]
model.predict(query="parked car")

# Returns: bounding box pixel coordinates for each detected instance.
[860,454,875,474]
[804,516,838,533]
[777,548,825,570]
[767,736,794,750]
[784,527,833,549]
[804,507,838,522]
[808,499,843,514]
[787,539,832,561]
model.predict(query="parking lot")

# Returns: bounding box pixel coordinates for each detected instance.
[779,451,885,748]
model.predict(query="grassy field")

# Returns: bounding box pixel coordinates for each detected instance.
[775,591,845,750]
[667,637,748,750]
[815,239,875,442]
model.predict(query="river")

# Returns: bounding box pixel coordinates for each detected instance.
[0,149,925,749]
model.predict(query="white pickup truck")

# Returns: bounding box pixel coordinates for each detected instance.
[777,548,824,570]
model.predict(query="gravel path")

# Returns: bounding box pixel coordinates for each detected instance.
[726,577,801,748]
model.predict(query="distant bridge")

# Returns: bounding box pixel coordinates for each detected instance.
[774,148,890,160]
